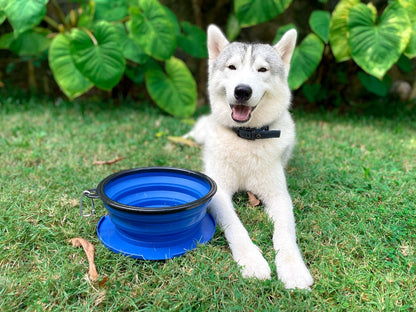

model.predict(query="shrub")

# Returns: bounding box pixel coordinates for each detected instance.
[0,0,415,114]
[0,0,205,117]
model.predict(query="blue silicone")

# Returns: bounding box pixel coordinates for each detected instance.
[97,213,216,260]
[93,167,217,259]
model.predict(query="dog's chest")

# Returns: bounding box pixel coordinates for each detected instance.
[205,126,285,170]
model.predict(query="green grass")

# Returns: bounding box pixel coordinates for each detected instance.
[0,94,415,311]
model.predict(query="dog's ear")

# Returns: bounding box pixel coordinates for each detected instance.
[273,29,297,68]
[207,24,229,60]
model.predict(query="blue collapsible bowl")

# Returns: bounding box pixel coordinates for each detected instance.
[90,167,217,260]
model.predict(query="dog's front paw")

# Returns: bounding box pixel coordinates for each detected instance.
[233,244,271,280]
[275,254,314,290]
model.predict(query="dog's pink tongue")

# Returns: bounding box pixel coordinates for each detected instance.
[232,105,251,122]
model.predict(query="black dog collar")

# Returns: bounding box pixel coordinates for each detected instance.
[232,125,281,140]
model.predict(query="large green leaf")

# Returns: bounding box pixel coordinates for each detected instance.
[145,57,196,117]
[161,4,181,36]
[288,33,324,90]
[125,65,145,85]
[226,13,241,41]
[129,0,177,61]
[114,23,149,64]
[329,0,360,62]
[272,23,297,44]
[94,0,129,22]
[0,32,14,50]
[347,2,411,79]
[398,0,416,58]
[70,21,126,90]
[4,0,48,35]
[234,0,292,28]
[177,22,207,58]
[357,71,391,97]
[397,54,413,73]
[8,28,51,56]
[309,10,330,43]
[49,34,93,100]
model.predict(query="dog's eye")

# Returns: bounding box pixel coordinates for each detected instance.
[228,65,236,70]
[258,67,268,73]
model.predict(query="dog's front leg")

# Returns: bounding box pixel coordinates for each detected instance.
[260,166,314,290]
[209,187,271,280]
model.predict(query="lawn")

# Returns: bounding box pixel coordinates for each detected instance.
[0,94,415,311]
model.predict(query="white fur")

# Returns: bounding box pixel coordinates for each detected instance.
[186,25,313,289]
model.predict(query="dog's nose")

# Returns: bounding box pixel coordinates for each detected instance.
[234,84,252,102]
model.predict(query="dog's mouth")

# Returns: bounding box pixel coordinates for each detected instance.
[230,105,256,123]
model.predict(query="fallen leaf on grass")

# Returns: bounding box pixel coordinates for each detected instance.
[167,136,200,148]
[70,237,98,281]
[98,275,109,288]
[247,191,261,207]
[93,156,125,165]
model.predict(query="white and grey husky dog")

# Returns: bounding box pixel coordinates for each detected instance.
[186,25,313,289]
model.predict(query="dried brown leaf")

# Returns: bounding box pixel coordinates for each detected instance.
[247,191,261,207]
[98,276,109,288]
[93,156,125,166]
[70,237,98,281]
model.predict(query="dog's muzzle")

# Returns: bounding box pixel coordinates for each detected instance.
[231,84,255,123]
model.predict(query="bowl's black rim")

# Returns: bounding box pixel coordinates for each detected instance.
[96,167,217,215]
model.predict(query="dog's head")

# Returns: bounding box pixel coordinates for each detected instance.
[207,25,297,128]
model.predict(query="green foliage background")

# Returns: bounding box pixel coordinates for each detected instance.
[0,0,415,115]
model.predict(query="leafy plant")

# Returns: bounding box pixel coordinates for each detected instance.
[329,0,415,95]
[234,0,292,28]
[329,0,360,63]
[145,57,197,117]
[357,71,392,97]
[48,33,93,99]
[345,1,410,79]
[288,33,325,90]
[309,10,330,43]
[0,0,207,117]
[1,0,415,112]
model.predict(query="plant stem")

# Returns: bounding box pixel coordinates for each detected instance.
[191,0,203,29]
[27,60,37,92]
[50,0,71,30]
[410,80,416,100]
[192,0,207,105]
[82,28,98,46]
[43,15,60,31]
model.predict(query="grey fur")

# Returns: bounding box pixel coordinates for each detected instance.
[211,42,286,80]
